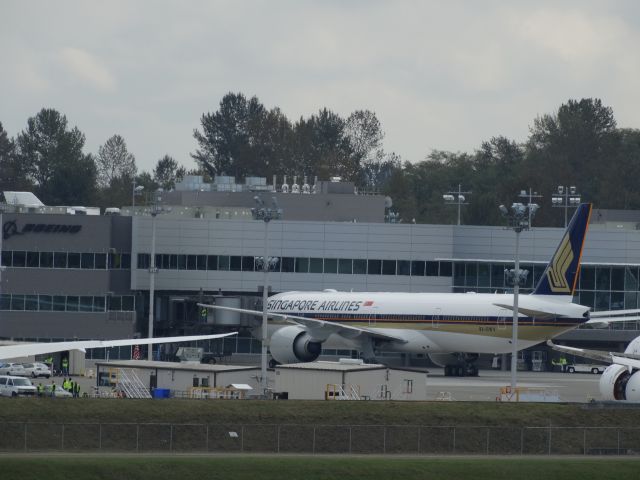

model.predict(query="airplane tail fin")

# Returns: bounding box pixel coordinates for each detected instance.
[532,203,592,296]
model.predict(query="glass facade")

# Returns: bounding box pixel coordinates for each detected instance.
[1,251,130,270]
[0,294,135,312]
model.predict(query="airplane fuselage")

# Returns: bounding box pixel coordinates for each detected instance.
[268,290,590,355]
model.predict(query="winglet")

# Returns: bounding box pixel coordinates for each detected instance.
[533,203,592,296]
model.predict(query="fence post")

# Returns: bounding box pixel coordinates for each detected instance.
[241,425,244,452]
[170,424,173,452]
[383,426,386,454]
[452,427,456,454]
[548,427,552,455]
[486,428,490,455]
[99,424,102,451]
[136,424,140,453]
[617,428,621,455]
[206,425,209,452]
[61,424,65,451]
[583,428,586,455]
[349,426,352,454]
[312,426,316,454]
[24,423,27,452]
[417,426,421,454]
[277,425,280,453]
[520,428,524,455]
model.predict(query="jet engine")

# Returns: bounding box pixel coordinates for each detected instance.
[269,326,322,364]
[599,336,640,401]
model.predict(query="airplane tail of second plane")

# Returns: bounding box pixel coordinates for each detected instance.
[532,203,592,297]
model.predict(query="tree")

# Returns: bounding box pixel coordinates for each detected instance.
[154,155,186,190]
[96,134,137,188]
[0,121,32,192]
[14,109,97,205]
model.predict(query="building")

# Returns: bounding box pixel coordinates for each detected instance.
[2,181,640,369]
[274,360,427,400]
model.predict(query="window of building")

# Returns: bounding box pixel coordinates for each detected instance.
[324,258,337,274]
[478,263,490,287]
[1,251,11,267]
[625,267,639,291]
[295,258,309,273]
[439,261,452,277]
[0,294,10,310]
[66,296,79,312]
[53,296,66,311]
[353,259,367,275]
[207,255,218,270]
[122,296,135,311]
[137,253,150,270]
[218,256,230,271]
[281,257,294,273]
[309,258,323,273]
[25,295,38,311]
[94,296,106,312]
[80,296,94,312]
[177,254,187,270]
[454,263,465,285]
[596,267,611,291]
[39,295,53,311]
[411,261,425,276]
[382,260,396,275]
[611,267,625,291]
[12,251,26,267]
[425,261,438,276]
[242,256,255,271]
[580,266,595,290]
[26,252,39,268]
[121,254,131,269]
[397,260,410,276]
[108,296,122,311]
[11,294,25,310]
[95,253,107,269]
[196,255,207,271]
[81,253,95,269]
[67,253,81,269]
[187,255,197,270]
[338,259,353,275]
[491,264,504,288]
[367,259,381,275]
[230,256,242,271]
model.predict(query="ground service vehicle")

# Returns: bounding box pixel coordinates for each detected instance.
[21,362,51,378]
[0,375,37,397]
[566,364,605,374]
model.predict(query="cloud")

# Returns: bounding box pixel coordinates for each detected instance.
[59,47,116,92]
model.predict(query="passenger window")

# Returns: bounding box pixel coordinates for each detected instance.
[0,378,6,385]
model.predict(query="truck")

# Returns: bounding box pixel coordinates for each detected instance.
[565,364,606,374]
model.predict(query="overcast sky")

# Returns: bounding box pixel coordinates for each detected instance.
[3,1,640,174]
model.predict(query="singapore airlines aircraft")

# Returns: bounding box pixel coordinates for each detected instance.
[201,203,593,376]
[0,333,236,361]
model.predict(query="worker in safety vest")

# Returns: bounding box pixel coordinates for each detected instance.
[61,357,69,376]
[559,356,568,373]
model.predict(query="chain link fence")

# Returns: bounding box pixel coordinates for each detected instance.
[1,423,639,455]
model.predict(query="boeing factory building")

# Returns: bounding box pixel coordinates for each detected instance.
[2,177,639,366]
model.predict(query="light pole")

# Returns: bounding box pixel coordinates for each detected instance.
[251,195,282,398]
[132,180,144,211]
[147,189,165,361]
[443,184,471,225]
[499,201,539,392]
[518,188,543,227]
[552,186,580,228]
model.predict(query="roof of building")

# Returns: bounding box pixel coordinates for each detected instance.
[94,360,259,373]
[276,360,428,374]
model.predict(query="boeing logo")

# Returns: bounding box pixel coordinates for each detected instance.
[2,220,82,240]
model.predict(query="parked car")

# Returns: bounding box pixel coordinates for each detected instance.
[566,364,606,374]
[20,362,51,378]
[0,363,27,376]
[0,375,37,397]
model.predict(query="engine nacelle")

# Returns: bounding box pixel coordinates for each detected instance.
[270,326,322,364]
[599,364,640,401]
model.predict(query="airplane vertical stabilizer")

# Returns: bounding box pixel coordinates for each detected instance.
[532,203,592,296]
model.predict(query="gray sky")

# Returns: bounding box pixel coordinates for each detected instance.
[3,1,640,173]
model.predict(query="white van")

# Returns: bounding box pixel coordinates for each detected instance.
[0,375,37,397]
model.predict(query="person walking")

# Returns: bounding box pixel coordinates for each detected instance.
[61,357,69,376]
[49,380,56,397]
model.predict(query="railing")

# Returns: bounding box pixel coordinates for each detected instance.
[0,424,639,455]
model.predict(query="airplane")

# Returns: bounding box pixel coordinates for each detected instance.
[0,333,237,362]
[200,203,593,377]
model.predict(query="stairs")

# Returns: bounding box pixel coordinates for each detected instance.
[117,368,152,399]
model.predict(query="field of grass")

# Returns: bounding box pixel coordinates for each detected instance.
[0,456,639,480]
[1,397,639,427]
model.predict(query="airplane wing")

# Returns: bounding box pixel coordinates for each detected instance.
[586,309,640,327]
[547,340,640,370]
[0,332,237,360]
[198,303,407,343]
